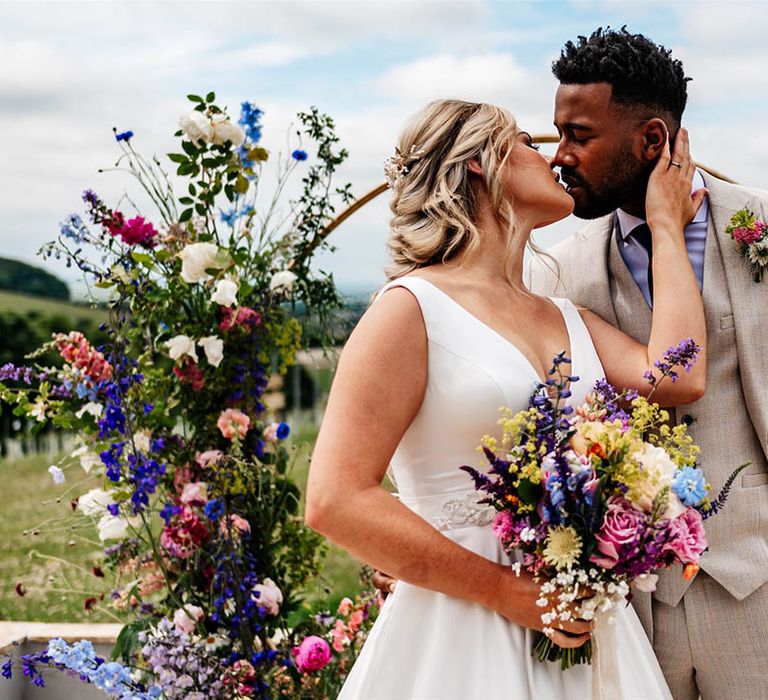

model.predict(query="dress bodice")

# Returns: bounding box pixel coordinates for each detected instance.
[376,276,605,502]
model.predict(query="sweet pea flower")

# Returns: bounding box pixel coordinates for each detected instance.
[198,335,224,368]
[178,242,220,284]
[196,449,224,468]
[179,111,213,144]
[97,514,130,541]
[263,421,290,443]
[252,578,283,615]
[180,482,208,506]
[166,335,198,363]
[217,408,251,440]
[78,488,116,517]
[71,445,100,473]
[211,279,238,307]
[291,636,332,673]
[269,270,297,295]
[173,604,204,634]
[48,465,65,484]
[337,597,354,615]
[220,514,251,538]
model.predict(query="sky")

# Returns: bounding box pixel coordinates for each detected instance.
[2,0,768,298]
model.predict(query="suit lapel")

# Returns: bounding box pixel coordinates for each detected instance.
[705,174,768,458]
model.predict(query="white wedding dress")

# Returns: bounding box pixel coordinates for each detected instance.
[338,277,672,700]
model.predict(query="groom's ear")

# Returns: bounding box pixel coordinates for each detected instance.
[640,118,668,162]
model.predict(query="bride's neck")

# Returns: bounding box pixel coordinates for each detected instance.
[450,203,531,293]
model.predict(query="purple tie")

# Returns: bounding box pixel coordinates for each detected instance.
[632,223,653,304]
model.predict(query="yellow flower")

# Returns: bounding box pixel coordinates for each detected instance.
[542,525,582,570]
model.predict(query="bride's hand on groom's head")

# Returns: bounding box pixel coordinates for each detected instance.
[645,126,708,236]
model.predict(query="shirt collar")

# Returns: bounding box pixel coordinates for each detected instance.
[616,169,708,241]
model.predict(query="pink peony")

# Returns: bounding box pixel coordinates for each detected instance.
[252,577,283,615]
[662,508,708,564]
[196,449,224,468]
[173,604,204,634]
[590,497,648,569]
[217,408,251,440]
[180,481,208,506]
[291,635,332,673]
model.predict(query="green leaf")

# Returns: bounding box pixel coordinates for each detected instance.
[179,207,193,223]
[188,183,197,196]
[167,153,187,164]
[178,196,194,205]
[195,202,207,217]
[181,140,199,157]
[206,91,216,102]
[130,251,155,268]
[177,162,194,176]
[517,478,542,505]
[187,94,204,103]
[224,184,234,202]
[234,174,249,195]
[202,157,221,168]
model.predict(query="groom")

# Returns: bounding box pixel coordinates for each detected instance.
[528,27,768,700]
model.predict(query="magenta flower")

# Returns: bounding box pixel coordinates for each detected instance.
[109,216,158,246]
[291,635,332,673]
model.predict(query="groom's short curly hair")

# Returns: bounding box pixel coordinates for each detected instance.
[552,27,690,127]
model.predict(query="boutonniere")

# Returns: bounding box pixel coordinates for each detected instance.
[725,208,768,282]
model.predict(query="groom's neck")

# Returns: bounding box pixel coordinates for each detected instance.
[617,188,648,219]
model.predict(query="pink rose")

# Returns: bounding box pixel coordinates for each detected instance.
[252,578,283,615]
[196,450,224,468]
[663,509,708,564]
[291,635,332,673]
[173,604,204,634]
[180,482,208,506]
[217,408,251,440]
[590,497,648,569]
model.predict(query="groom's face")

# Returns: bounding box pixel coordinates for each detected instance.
[553,83,650,219]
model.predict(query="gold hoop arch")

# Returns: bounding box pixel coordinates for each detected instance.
[316,134,736,246]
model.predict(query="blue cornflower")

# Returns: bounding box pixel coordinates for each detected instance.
[115,130,134,142]
[672,466,708,506]
[205,499,225,521]
[220,208,237,226]
[275,421,290,440]
[291,149,308,161]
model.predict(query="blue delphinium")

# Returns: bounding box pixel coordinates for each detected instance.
[672,466,708,507]
[238,102,263,143]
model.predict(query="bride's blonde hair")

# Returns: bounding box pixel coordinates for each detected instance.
[386,99,521,281]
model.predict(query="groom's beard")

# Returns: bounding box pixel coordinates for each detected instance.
[562,149,651,220]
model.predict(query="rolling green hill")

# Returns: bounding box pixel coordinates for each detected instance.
[0,257,70,300]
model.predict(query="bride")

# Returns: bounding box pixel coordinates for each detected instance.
[305,99,706,699]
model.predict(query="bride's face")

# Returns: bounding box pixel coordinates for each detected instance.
[502,131,574,228]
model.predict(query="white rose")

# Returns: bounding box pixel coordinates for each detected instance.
[252,577,283,616]
[198,335,224,368]
[173,605,205,634]
[166,335,198,363]
[211,114,246,147]
[179,110,213,144]
[178,242,220,284]
[75,402,103,420]
[269,270,297,295]
[97,514,130,541]
[211,279,238,307]
[78,488,116,517]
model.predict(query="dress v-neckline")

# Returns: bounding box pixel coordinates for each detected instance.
[408,277,575,386]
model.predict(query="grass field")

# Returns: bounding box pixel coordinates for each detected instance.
[0,428,364,624]
[0,289,107,322]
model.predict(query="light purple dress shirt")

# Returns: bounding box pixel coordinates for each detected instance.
[616,169,708,308]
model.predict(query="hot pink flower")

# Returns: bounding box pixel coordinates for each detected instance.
[732,222,766,246]
[491,511,515,543]
[173,360,205,391]
[111,216,158,246]
[590,497,648,569]
[160,505,209,559]
[219,305,261,331]
[217,408,251,440]
[662,508,708,564]
[291,635,332,673]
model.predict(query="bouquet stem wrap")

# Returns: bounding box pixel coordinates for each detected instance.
[592,611,621,700]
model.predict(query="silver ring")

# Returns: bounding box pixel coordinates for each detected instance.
[670,160,683,169]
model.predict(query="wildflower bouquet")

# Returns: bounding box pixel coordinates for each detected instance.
[0,92,362,698]
[462,342,745,670]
